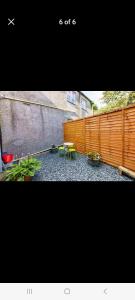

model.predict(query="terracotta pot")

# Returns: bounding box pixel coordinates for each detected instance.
[24,176,32,181]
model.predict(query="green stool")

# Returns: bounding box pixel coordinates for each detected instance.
[58,146,65,157]
[67,148,76,160]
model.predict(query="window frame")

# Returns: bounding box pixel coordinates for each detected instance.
[80,97,87,111]
[67,91,77,105]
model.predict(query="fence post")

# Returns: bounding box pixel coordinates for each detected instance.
[122,109,125,166]
[84,118,86,154]
[98,116,101,154]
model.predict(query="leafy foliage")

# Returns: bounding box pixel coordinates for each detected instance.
[101,91,128,104]
[96,91,135,114]
[92,103,98,111]
[128,91,135,104]
[4,164,25,181]
[20,157,41,175]
[4,156,41,181]
[88,152,101,160]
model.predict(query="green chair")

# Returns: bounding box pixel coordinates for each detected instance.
[67,148,77,160]
[58,146,65,157]
[68,144,75,149]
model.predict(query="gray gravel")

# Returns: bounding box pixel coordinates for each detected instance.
[32,152,133,181]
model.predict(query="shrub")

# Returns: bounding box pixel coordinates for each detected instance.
[88,152,101,160]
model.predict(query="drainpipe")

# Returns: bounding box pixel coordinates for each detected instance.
[79,92,81,117]
[91,103,94,116]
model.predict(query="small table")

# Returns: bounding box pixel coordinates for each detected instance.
[64,142,74,147]
[63,142,76,160]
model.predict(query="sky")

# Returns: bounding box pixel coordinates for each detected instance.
[82,91,104,108]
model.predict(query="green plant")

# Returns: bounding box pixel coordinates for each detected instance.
[50,144,58,153]
[4,156,41,181]
[88,152,101,160]
[19,156,41,176]
[4,164,25,181]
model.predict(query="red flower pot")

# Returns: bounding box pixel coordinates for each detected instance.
[2,154,14,164]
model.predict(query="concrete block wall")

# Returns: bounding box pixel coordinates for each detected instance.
[0,99,65,158]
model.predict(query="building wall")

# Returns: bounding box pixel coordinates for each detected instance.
[0,91,93,120]
[79,93,93,118]
[43,91,92,118]
[0,144,2,172]
[0,99,65,158]
[0,91,57,107]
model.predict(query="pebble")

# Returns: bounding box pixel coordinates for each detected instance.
[33,153,133,181]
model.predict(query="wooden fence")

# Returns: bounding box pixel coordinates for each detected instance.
[64,104,135,171]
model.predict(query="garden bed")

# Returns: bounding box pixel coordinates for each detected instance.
[33,152,133,181]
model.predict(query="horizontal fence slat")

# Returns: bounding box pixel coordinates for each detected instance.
[64,104,135,172]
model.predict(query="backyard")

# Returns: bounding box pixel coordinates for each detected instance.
[33,152,132,181]
[0,94,135,182]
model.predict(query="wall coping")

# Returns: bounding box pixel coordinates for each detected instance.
[0,97,72,113]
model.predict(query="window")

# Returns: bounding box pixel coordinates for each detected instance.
[67,91,76,105]
[80,97,87,110]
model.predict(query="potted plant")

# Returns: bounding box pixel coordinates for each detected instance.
[20,156,41,181]
[87,151,101,167]
[50,144,58,154]
[4,163,25,181]
[4,156,41,181]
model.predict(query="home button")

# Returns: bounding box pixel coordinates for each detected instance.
[64,288,71,295]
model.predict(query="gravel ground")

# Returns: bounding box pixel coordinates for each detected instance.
[32,152,133,181]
